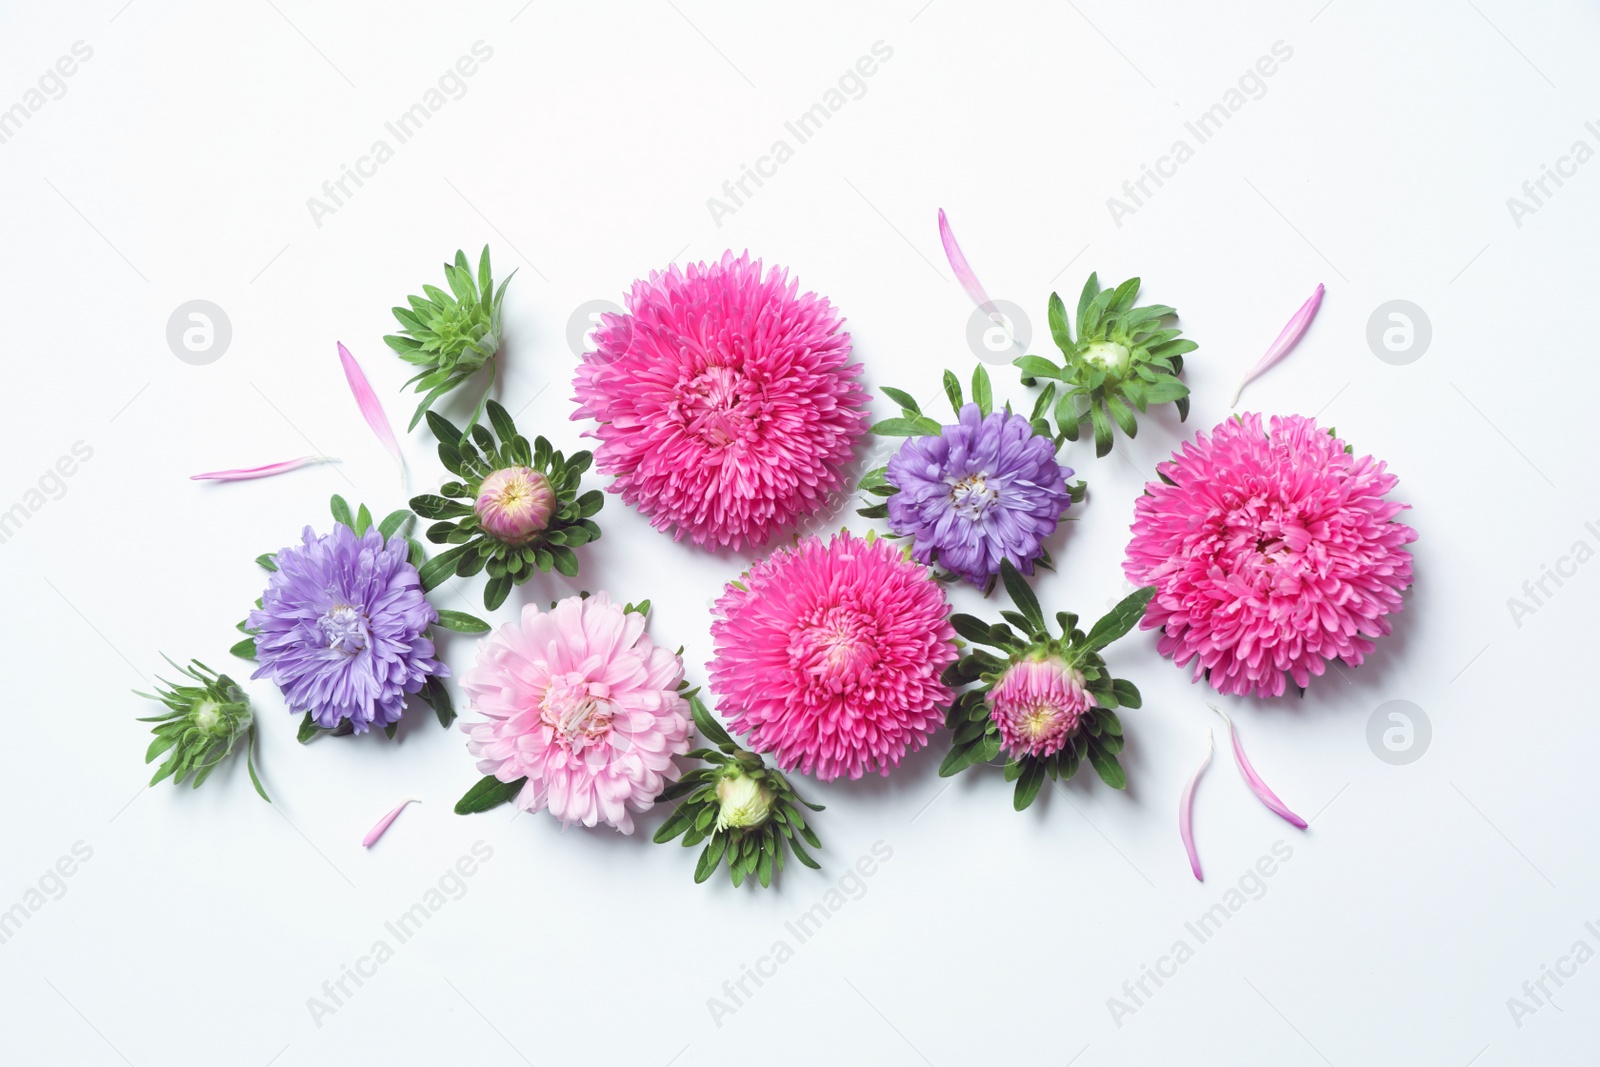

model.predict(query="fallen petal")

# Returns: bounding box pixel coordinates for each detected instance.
[190,456,331,481]
[1231,283,1325,407]
[938,207,996,313]
[1209,703,1307,829]
[362,798,419,847]
[1179,728,1213,881]
[338,341,406,486]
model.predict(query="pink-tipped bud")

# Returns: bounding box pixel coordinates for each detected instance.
[475,467,555,544]
[988,655,1094,759]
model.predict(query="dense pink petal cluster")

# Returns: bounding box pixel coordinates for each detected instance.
[460,593,690,833]
[571,252,869,549]
[709,532,957,780]
[1124,413,1416,697]
[988,657,1094,759]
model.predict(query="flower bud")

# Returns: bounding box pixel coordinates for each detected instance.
[715,770,775,831]
[987,654,1093,759]
[475,467,555,545]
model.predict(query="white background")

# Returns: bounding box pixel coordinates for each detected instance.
[1,1,1597,1064]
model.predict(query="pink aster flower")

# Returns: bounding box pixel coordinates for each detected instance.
[460,593,690,832]
[988,656,1095,760]
[709,531,958,781]
[1125,413,1416,697]
[572,252,869,549]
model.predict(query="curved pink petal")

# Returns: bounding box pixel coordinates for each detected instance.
[190,456,330,481]
[938,208,995,313]
[1179,729,1213,881]
[1210,704,1307,829]
[338,342,405,481]
[1231,283,1324,407]
[361,797,418,847]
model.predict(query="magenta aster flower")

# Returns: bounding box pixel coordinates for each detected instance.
[886,403,1072,585]
[1124,413,1416,697]
[988,656,1095,760]
[249,524,444,733]
[572,252,869,549]
[460,593,690,833]
[709,531,957,781]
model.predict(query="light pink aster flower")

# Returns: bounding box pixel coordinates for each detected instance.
[460,593,690,832]
[571,252,869,550]
[709,531,957,781]
[1124,413,1416,697]
[988,656,1095,760]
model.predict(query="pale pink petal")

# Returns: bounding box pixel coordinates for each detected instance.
[1231,283,1324,406]
[338,341,405,485]
[937,208,995,312]
[361,798,418,847]
[190,456,332,481]
[1210,704,1307,829]
[1178,729,1213,881]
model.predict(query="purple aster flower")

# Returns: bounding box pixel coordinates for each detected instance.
[249,523,444,733]
[885,403,1071,585]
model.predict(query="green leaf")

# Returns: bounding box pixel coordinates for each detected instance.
[971,365,992,416]
[690,695,736,749]
[1083,586,1156,652]
[418,544,473,591]
[454,774,526,814]
[1015,355,1062,384]
[1090,399,1113,457]
[942,370,963,414]
[870,416,943,437]
[1111,679,1141,709]
[949,614,1004,646]
[377,510,412,540]
[354,504,373,535]
[1105,394,1138,438]
[297,713,320,744]
[329,495,353,529]
[549,545,580,578]
[435,610,491,634]
[1141,376,1190,404]
[879,386,920,413]
[1076,273,1100,339]
[653,804,697,843]
[229,637,256,660]
[1014,759,1046,810]
[486,398,517,444]
[1054,389,1081,440]
[1088,746,1127,789]
[255,553,278,571]
[484,573,512,611]
[246,724,270,803]
[410,494,469,520]
[999,559,1044,633]
[1028,382,1058,422]
[695,834,728,883]
[1047,291,1073,354]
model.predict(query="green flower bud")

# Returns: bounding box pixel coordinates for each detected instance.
[715,770,775,831]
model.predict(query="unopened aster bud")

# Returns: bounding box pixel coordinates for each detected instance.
[987,655,1094,760]
[715,770,775,831]
[475,467,555,544]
